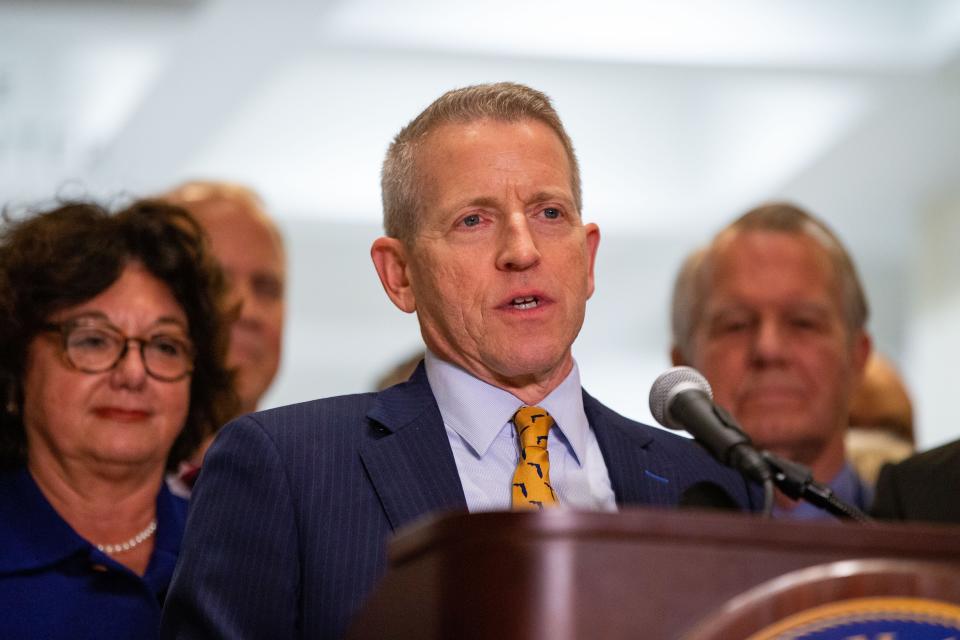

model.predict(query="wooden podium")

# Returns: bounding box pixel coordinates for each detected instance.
[348,508,960,639]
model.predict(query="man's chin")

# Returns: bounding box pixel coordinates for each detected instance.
[233,371,272,411]
[739,416,815,449]
[737,399,807,421]
[484,350,572,386]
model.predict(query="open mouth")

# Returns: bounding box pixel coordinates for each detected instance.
[511,295,540,310]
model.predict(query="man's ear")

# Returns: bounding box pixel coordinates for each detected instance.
[851,329,872,382]
[371,237,417,313]
[584,223,600,299]
[670,346,686,367]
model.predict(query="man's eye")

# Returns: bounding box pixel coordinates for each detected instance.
[252,274,283,301]
[790,317,821,331]
[462,214,481,227]
[543,208,561,219]
[715,319,751,334]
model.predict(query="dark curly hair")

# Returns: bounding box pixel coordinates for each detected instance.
[0,199,237,470]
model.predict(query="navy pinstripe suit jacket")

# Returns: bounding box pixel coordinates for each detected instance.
[161,364,758,639]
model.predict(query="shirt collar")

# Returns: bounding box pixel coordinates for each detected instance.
[0,466,186,580]
[829,462,873,509]
[0,467,87,573]
[424,350,589,464]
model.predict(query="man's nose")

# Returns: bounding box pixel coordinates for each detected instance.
[495,214,541,271]
[228,278,262,325]
[752,319,789,364]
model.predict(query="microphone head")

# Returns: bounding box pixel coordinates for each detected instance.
[649,366,713,428]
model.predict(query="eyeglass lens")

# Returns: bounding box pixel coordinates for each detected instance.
[65,325,193,380]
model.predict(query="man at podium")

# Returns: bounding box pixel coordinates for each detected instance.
[161,82,759,639]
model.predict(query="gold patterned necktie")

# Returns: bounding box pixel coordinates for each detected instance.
[511,406,559,510]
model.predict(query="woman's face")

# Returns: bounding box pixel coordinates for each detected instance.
[22,262,192,473]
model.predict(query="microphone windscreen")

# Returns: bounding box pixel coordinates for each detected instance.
[649,366,713,427]
[679,481,740,512]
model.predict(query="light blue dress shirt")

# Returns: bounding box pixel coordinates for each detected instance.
[424,350,618,513]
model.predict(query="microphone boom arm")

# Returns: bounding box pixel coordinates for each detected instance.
[760,451,872,523]
[649,367,870,522]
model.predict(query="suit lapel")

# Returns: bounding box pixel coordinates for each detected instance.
[360,364,468,532]
[584,390,680,507]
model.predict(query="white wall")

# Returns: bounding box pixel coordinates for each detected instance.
[905,193,960,449]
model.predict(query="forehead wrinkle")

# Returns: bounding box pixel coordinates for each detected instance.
[460,196,500,210]
[713,232,840,292]
[60,310,109,322]
[152,317,189,329]
[526,189,575,207]
[706,302,836,329]
[451,188,574,214]
[71,313,189,332]
[695,235,845,336]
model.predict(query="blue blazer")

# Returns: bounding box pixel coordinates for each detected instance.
[161,365,757,639]
[0,467,187,640]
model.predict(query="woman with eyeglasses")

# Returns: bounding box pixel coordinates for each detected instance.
[0,200,236,639]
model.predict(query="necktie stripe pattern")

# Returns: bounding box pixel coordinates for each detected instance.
[511,406,558,510]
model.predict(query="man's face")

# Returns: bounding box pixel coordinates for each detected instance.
[683,231,869,461]
[193,201,285,413]
[377,118,599,391]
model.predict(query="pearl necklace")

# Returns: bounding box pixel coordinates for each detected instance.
[96,519,157,555]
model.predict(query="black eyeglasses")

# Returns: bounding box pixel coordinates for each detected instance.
[42,318,195,382]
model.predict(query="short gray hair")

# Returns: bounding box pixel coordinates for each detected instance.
[671,202,869,361]
[381,82,582,243]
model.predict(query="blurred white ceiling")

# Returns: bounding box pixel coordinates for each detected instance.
[3,0,959,246]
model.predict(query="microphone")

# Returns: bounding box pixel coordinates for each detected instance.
[650,367,871,522]
[649,366,771,485]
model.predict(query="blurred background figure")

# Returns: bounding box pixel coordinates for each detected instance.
[163,181,286,416]
[670,202,872,519]
[859,351,959,526]
[0,200,235,639]
[846,352,915,486]
[871,435,960,524]
[162,182,285,490]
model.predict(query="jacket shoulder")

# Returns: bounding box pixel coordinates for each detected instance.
[582,391,762,511]
[886,438,960,478]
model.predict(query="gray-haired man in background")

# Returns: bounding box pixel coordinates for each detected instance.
[670,202,873,518]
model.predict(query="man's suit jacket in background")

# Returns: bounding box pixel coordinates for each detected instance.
[871,438,960,524]
[161,365,758,639]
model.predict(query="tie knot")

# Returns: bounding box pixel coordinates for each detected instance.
[513,406,554,449]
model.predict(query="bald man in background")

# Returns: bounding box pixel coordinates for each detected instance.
[163,182,286,480]
[670,203,873,519]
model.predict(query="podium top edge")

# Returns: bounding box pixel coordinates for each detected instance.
[388,507,960,565]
